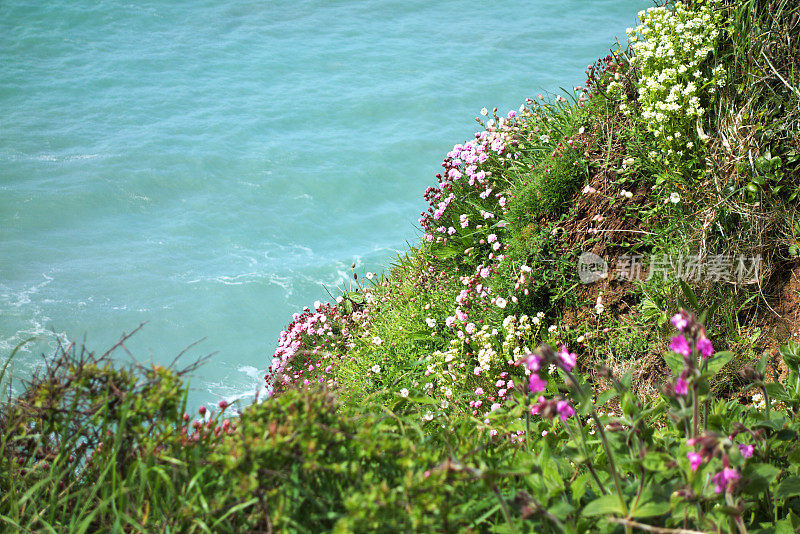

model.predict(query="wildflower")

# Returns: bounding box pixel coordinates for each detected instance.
[491,403,501,412]
[557,345,577,372]
[366,272,375,280]
[674,375,689,396]
[198,406,207,416]
[712,468,740,494]
[445,316,455,328]
[670,335,691,358]
[371,364,381,374]
[480,107,488,116]
[670,192,681,203]
[670,312,689,332]
[529,374,547,393]
[423,412,434,421]
[314,300,322,310]
[487,233,497,243]
[425,317,436,328]
[495,297,508,309]
[548,325,557,333]
[697,335,714,358]
[738,444,754,458]
[466,323,476,334]
[399,388,409,397]
[218,400,229,410]
[687,451,703,471]
[557,400,575,421]
[372,336,383,345]
[475,387,484,395]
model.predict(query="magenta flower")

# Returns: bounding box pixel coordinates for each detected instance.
[674,376,689,396]
[687,451,703,471]
[697,336,714,358]
[671,312,688,332]
[670,335,691,358]
[738,444,754,458]
[524,352,543,372]
[529,373,547,393]
[557,345,577,372]
[475,387,484,395]
[556,400,575,421]
[712,468,740,494]
[218,400,229,410]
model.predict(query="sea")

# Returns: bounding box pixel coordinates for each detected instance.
[1,0,650,410]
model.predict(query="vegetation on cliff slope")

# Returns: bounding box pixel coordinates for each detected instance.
[3,0,800,531]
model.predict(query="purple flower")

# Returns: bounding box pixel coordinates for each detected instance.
[738,444,754,458]
[712,468,740,494]
[529,373,547,393]
[687,451,703,471]
[674,376,689,396]
[556,400,575,421]
[671,312,688,332]
[524,352,543,372]
[697,336,714,358]
[670,335,691,358]
[557,345,577,372]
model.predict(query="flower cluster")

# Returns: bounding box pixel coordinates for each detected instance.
[621,1,725,166]
[666,308,715,396]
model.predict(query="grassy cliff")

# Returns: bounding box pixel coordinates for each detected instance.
[3,0,800,531]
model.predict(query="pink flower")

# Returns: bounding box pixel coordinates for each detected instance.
[674,376,689,396]
[557,345,577,371]
[687,451,703,471]
[671,312,688,332]
[524,352,543,372]
[697,336,714,358]
[738,444,754,458]
[557,400,575,421]
[475,387,484,395]
[218,400,229,410]
[712,468,740,494]
[529,373,547,393]
[466,323,476,334]
[670,335,691,358]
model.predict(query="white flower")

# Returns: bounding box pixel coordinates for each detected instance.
[495,297,507,309]
[400,388,409,398]
[425,317,436,328]
[371,364,381,374]
[314,300,321,310]
[548,325,558,333]
[520,265,532,273]
[366,272,375,280]
[372,336,383,345]
[578,126,585,134]
[336,296,344,304]
[480,107,489,116]
[670,192,681,204]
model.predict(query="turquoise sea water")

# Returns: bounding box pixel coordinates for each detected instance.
[1,0,649,408]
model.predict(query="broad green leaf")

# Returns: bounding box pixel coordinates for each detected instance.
[582,494,625,517]
[631,500,670,518]
[776,476,800,500]
[663,351,684,375]
[706,351,734,374]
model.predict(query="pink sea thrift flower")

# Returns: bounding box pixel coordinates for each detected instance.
[738,444,754,458]
[475,387,484,395]
[712,468,740,494]
[687,451,703,471]
[670,335,691,358]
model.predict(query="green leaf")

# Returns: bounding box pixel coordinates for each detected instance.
[679,280,699,312]
[765,382,790,402]
[582,494,625,517]
[743,463,781,495]
[707,351,734,374]
[631,500,670,518]
[663,351,684,375]
[776,476,800,501]
[596,389,619,408]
